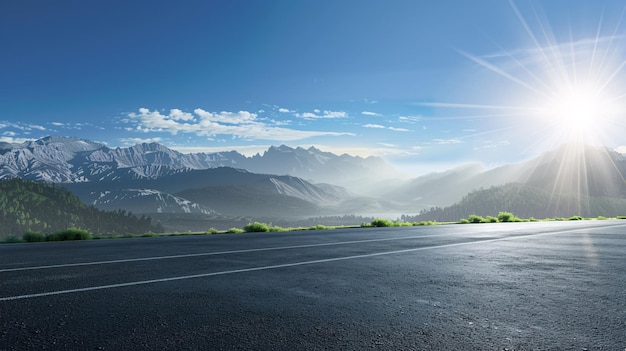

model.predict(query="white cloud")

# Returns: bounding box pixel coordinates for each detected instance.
[434,139,463,144]
[194,109,256,124]
[389,127,410,132]
[361,111,381,116]
[616,146,626,154]
[28,124,46,131]
[0,136,34,144]
[398,115,421,123]
[127,108,353,141]
[323,110,347,118]
[169,109,195,121]
[471,140,510,150]
[121,137,163,145]
[49,121,103,130]
[297,112,319,119]
[278,108,291,113]
[296,110,348,119]
[364,124,410,132]
[3,131,16,137]
[0,121,46,132]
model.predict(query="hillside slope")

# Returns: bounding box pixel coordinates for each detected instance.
[0,178,163,240]
[409,183,626,222]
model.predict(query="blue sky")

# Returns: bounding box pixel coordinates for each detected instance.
[3,0,626,174]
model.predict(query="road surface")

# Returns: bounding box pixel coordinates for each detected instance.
[1,221,625,350]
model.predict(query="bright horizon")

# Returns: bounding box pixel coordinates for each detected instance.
[3,1,626,175]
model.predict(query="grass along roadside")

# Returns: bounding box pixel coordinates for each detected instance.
[3,213,626,244]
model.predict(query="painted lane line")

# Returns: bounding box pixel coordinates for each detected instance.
[1,225,620,301]
[0,232,453,273]
[2,222,623,273]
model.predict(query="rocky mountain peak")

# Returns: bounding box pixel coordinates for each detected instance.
[0,136,399,191]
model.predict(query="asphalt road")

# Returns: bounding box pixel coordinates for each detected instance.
[1,221,625,350]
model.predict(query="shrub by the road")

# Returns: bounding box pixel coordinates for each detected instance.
[497,211,522,222]
[370,218,395,227]
[244,222,270,232]
[467,214,484,223]
[23,230,45,242]
[4,234,24,243]
[484,216,498,223]
[46,228,92,241]
[309,224,331,230]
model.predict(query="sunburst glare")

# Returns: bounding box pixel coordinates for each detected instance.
[419,0,626,214]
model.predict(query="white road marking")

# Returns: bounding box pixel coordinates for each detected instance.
[2,224,621,302]
[0,232,457,273]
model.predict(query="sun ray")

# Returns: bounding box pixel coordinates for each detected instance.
[417,0,626,217]
[459,51,550,98]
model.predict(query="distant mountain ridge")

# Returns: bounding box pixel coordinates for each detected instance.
[0,136,383,221]
[385,143,626,211]
[0,136,395,189]
[406,144,626,220]
[3,136,625,224]
[63,167,348,216]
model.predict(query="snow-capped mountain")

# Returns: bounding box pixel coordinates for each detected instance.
[0,136,381,216]
[64,167,349,216]
[0,136,396,190]
[91,188,215,215]
[0,136,106,182]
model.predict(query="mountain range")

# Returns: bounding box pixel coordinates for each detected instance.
[0,137,384,223]
[0,136,394,189]
[1,136,625,229]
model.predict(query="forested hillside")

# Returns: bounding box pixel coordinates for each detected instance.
[407,183,626,222]
[0,178,163,239]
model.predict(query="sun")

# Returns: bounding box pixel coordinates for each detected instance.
[417,1,626,152]
[538,83,613,142]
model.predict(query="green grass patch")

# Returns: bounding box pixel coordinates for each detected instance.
[141,232,160,238]
[484,216,498,223]
[244,221,270,232]
[23,230,45,242]
[413,221,437,226]
[3,234,24,243]
[370,218,395,227]
[497,211,521,222]
[309,224,331,230]
[46,228,92,241]
[467,214,484,223]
